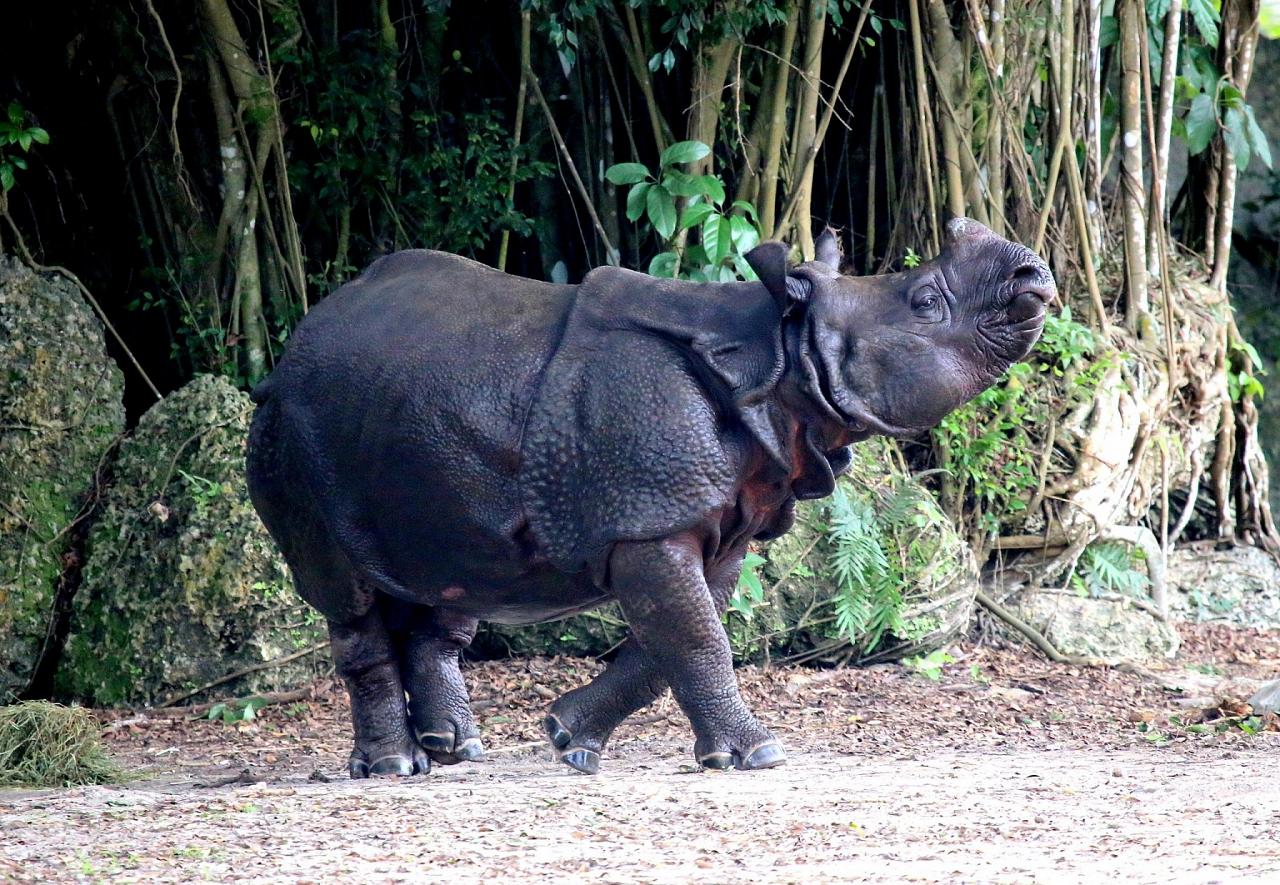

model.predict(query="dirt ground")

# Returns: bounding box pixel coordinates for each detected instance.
[2,622,1279,883]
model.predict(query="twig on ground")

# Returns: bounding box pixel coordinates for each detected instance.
[154,643,329,708]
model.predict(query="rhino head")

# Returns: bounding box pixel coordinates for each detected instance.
[747,217,1056,440]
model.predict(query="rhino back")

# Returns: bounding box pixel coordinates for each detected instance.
[252,250,575,597]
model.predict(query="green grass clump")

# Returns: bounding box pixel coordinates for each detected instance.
[0,701,120,787]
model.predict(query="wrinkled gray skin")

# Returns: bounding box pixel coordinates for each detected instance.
[246,218,1054,778]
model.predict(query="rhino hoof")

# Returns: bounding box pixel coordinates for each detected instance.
[558,748,601,775]
[738,741,787,771]
[350,753,418,779]
[454,738,486,761]
[543,714,572,749]
[417,729,485,765]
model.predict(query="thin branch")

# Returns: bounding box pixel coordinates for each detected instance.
[524,66,618,263]
[154,642,330,708]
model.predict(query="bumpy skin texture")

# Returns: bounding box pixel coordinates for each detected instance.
[246,218,1055,777]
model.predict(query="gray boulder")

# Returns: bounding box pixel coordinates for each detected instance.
[1166,545,1280,629]
[59,375,327,706]
[0,259,125,702]
[1010,591,1180,663]
[1249,678,1280,716]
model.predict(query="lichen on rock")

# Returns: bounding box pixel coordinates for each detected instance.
[60,374,327,706]
[0,258,125,702]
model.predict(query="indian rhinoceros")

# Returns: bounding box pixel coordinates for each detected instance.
[246,218,1055,777]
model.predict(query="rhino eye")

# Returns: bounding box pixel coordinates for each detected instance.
[910,289,942,317]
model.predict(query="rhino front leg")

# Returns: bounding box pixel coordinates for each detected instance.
[399,608,485,765]
[545,549,745,773]
[608,534,785,771]
[329,607,430,778]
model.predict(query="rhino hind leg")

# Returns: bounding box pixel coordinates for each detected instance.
[544,544,768,774]
[600,537,786,772]
[329,604,430,779]
[544,639,667,774]
[397,607,485,765]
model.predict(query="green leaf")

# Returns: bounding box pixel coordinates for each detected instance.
[17,132,30,152]
[663,171,706,197]
[730,215,760,253]
[0,165,13,192]
[29,127,49,145]
[625,182,650,222]
[731,199,759,223]
[646,184,677,239]
[1244,105,1273,169]
[1184,92,1217,155]
[660,139,711,167]
[605,162,650,185]
[1189,0,1220,47]
[733,254,759,281]
[698,175,726,204]
[648,250,678,278]
[679,202,715,230]
[1224,107,1251,171]
[703,214,732,264]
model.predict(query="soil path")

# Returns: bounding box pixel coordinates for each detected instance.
[3,745,1277,882]
[2,624,1278,882]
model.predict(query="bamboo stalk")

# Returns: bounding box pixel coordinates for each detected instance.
[620,4,669,153]
[907,0,940,251]
[778,0,872,239]
[1210,0,1262,291]
[759,6,800,240]
[786,0,827,258]
[988,0,1006,233]
[1034,0,1076,254]
[1118,0,1148,327]
[1148,0,1182,277]
[922,0,967,219]
[498,11,531,272]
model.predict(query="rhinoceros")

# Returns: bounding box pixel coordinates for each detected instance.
[246,219,1054,777]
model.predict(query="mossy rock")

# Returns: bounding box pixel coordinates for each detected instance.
[726,437,978,665]
[0,258,125,702]
[60,375,328,706]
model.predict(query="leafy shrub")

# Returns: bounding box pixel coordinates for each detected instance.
[606,140,763,281]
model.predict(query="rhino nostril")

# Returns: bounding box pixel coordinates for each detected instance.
[1008,290,1047,324]
[1009,263,1057,304]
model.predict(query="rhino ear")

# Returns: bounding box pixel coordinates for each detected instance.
[815,226,842,270]
[746,241,811,313]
